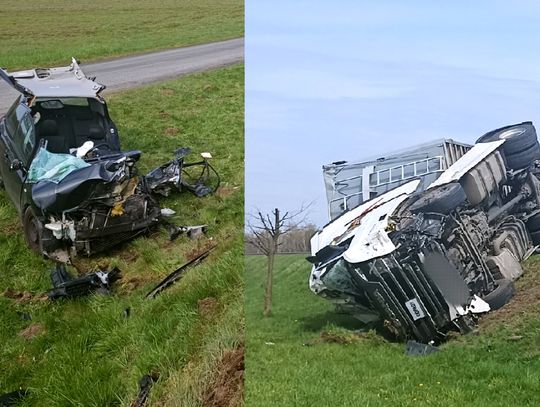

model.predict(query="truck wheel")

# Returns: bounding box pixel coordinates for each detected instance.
[504,143,540,170]
[481,279,515,310]
[23,207,42,254]
[409,182,467,215]
[476,122,539,155]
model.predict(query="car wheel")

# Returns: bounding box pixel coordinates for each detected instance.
[481,279,515,310]
[23,207,42,254]
[504,143,540,170]
[476,121,539,155]
[409,182,467,215]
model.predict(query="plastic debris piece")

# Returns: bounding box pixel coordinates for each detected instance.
[161,208,176,217]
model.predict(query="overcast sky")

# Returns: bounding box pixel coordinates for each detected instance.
[246,1,540,226]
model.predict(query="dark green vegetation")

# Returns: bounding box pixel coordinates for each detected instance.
[0,65,244,406]
[1,0,243,69]
[246,254,540,406]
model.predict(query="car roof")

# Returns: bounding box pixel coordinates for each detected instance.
[0,58,105,99]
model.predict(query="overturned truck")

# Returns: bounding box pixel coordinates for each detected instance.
[309,122,540,343]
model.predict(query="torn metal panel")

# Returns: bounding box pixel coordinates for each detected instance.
[1,58,105,99]
[145,148,219,197]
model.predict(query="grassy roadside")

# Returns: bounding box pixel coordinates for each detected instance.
[0,0,243,70]
[246,254,540,406]
[0,64,244,406]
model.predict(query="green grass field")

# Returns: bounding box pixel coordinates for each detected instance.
[246,254,540,406]
[0,64,244,406]
[0,0,243,70]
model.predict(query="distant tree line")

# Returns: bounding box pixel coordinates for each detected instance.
[245,223,318,255]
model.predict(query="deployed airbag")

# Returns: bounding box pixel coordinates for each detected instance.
[27,147,90,184]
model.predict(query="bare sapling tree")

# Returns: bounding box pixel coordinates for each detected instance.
[247,205,310,317]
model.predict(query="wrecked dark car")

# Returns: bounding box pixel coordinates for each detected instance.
[0,59,216,262]
[309,122,540,344]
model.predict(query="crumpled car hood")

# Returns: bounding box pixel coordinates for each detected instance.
[31,160,122,213]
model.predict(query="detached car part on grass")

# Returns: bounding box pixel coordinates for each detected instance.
[48,264,122,300]
[309,122,540,343]
[0,59,217,262]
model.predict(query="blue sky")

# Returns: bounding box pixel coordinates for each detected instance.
[246,1,540,226]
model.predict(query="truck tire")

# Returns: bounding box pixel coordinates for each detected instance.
[23,207,43,254]
[482,279,515,310]
[503,143,540,170]
[476,122,539,155]
[409,182,467,215]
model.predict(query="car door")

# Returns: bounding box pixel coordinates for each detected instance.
[0,101,36,213]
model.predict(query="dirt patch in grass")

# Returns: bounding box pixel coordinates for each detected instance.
[479,279,540,331]
[307,328,387,346]
[19,323,46,340]
[198,297,218,319]
[159,111,170,119]
[185,241,216,262]
[319,330,360,345]
[0,222,21,237]
[202,346,244,407]
[215,185,238,199]
[161,88,175,96]
[3,289,33,303]
[121,275,156,293]
[2,289,47,304]
[119,248,140,264]
[164,127,180,137]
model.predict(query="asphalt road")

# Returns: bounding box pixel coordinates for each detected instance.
[0,38,244,113]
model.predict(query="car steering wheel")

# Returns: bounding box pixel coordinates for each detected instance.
[86,142,111,157]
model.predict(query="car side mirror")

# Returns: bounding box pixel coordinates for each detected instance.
[10,159,23,171]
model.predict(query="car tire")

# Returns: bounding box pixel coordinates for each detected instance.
[482,279,515,310]
[409,182,467,215]
[23,207,42,254]
[476,121,539,155]
[503,143,540,170]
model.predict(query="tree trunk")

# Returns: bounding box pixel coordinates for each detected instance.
[263,246,275,317]
[263,208,280,317]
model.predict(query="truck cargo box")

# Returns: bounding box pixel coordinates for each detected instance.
[323,139,472,220]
